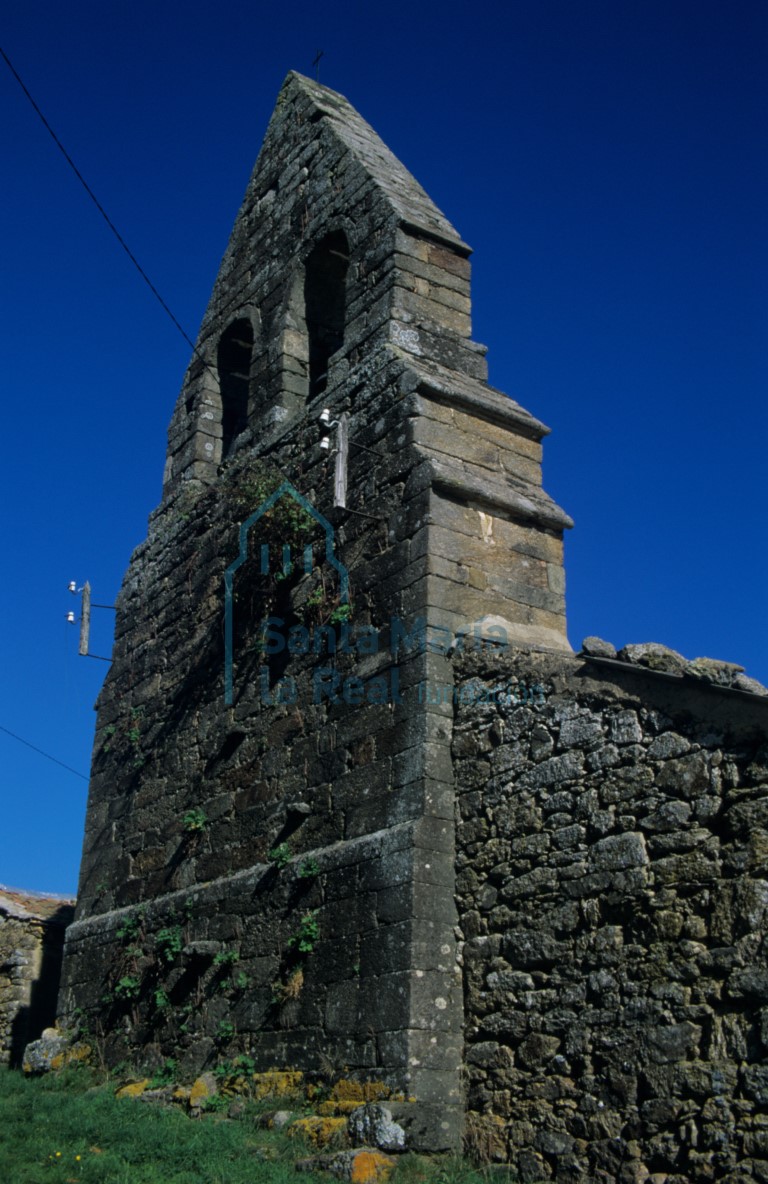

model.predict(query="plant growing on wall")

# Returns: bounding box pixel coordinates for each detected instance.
[116,912,144,944]
[100,706,146,770]
[287,911,320,954]
[216,1019,235,1045]
[182,808,208,833]
[112,976,141,1001]
[222,459,357,654]
[297,577,353,629]
[155,926,183,964]
[268,843,291,869]
[213,949,240,968]
[224,461,315,543]
[271,967,304,1005]
[153,988,170,1012]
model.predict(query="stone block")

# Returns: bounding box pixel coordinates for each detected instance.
[347,1104,406,1152]
[590,832,648,871]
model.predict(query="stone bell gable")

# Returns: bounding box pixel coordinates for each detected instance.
[161,70,572,651]
[54,72,768,1176]
[58,72,571,1151]
[163,70,485,488]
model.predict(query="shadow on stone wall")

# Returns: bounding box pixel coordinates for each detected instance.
[8,903,74,1067]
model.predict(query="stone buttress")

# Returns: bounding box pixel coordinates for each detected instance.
[58,73,571,1149]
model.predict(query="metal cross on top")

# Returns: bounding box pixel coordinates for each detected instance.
[312,49,324,81]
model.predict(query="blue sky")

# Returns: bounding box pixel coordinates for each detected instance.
[1,0,766,895]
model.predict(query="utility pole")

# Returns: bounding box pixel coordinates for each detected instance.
[78,581,91,657]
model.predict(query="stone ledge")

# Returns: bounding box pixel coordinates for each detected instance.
[581,652,768,704]
[426,455,573,532]
[64,820,426,941]
[402,353,551,440]
[398,218,472,256]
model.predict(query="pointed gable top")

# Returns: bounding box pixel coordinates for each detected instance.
[281,72,470,253]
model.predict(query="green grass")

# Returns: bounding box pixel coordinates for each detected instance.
[0,1066,504,1184]
[0,1066,318,1184]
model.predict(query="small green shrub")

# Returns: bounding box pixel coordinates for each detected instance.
[214,1052,256,1082]
[287,911,320,954]
[115,910,144,944]
[213,949,240,968]
[182,807,208,833]
[155,926,183,964]
[216,1020,235,1043]
[297,858,320,879]
[149,1056,176,1086]
[268,843,291,869]
[112,976,141,1001]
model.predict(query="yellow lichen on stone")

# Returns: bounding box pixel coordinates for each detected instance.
[189,1076,215,1107]
[330,1079,391,1103]
[350,1150,396,1184]
[251,1069,304,1099]
[173,1087,191,1103]
[50,1042,92,1071]
[464,1111,507,1162]
[115,1079,150,1099]
[329,1079,364,1103]
[291,1116,348,1148]
[218,1073,250,1097]
[317,1099,366,1116]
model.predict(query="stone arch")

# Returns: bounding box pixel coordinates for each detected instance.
[277,230,350,416]
[217,318,254,459]
[304,230,349,399]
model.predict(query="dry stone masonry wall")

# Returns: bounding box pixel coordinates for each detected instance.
[454,647,768,1182]
[0,888,74,1066]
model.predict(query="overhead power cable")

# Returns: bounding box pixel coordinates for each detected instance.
[0,724,88,782]
[0,43,211,378]
[0,43,301,491]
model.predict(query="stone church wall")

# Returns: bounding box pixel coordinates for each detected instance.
[48,71,768,1168]
[0,889,74,1066]
[58,72,571,1150]
[453,646,768,1182]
